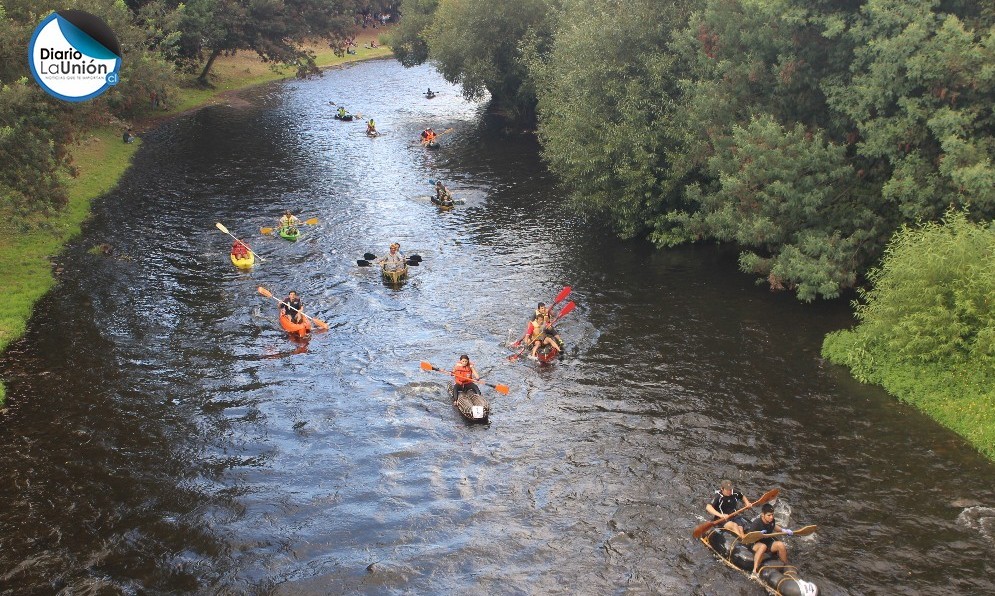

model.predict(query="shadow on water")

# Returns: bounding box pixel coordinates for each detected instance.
[1,60,994,594]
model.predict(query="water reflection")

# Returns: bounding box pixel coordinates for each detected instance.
[0,60,993,595]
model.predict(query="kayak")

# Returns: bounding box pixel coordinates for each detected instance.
[382,263,408,285]
[334,113,354,121]
[424,140,440,149]
[279,311,311,337]
[431,196,455,210]
[230,251,254,269]
[425,92,436,99]
[536,341,562,364]
[448,381,489,424]
[700,528,819,596]
[278,226,300,242]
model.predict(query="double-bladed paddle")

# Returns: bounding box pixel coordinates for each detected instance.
[261,217,318,235]
[510,286,572,348]
[357,253,423,267]
[741,524,818,545]
[215,222,264,263]
[419,361,510,395]
[692,488,780,539]
[256,286,330,331]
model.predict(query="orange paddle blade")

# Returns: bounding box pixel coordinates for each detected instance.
[494,384,510,395]
[257,286,273,298]
[260,227,274,235]
[420,361,434,371]
[313,317,330,331]
[304,217,318,225]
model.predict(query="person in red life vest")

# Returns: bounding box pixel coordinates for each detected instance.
[452,354,481,401]
[231,240,250,259]
[527,312,561,360]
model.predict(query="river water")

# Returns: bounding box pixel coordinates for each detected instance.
[1,60,993,595]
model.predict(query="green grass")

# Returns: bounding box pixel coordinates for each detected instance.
[823,331,995,461]
[0,31,392,404]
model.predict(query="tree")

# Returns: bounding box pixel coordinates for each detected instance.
[425,0,556,119]
[383,0,438,67]
[176,0,361,84]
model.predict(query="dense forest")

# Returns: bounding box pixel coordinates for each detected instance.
[390,0,995,302]
[0,0,394,220]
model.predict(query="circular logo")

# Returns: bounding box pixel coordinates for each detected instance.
[28,10,122,102]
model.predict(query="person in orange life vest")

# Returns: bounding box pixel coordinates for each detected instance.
[231,240,249,258]
[527,312,560,360]
[534,302,564,348]
[452,355,481,400]
[422,128,437,145]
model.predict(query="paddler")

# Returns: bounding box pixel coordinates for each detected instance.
[279,210,300,234]
[527,312,561,360]
[452,355,481,400]
[434,180,453,205]
[375,242,406,272]
[337,106,348,119]
[366,118,378,136]
[747,503,793,578]
[534,302,564,348]
[281,290,304,324]
[705,479,753,538]
[231,239,249,259]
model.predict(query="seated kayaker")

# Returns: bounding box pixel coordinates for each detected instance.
[705,479,753,538]
[747,503,792,578]
[452,355,481,400]
[534,302,564,348]
[366,118,377,135]
[337,106,348,118]
[375,242,406,271]
[527,313,560,360]
[421,128,437,145]
[281,291,304,324]
[231,240,249,258]
[434,181,453,205]
[279,210,300,233]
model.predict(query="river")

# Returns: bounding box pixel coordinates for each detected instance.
[1,59,993,595]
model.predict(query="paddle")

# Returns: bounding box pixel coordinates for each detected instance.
[741,524,818,545]
[419,361,510,395]
[510,286,572,348]
[215,222,265,263]
[358,252,422,267]
[256,286,330,331]
[260,217,318,235]
[692,488,780,539]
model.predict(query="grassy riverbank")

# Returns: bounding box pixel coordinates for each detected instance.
[0,32,391,405]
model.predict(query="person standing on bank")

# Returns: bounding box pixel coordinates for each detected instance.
[705,479,753,538]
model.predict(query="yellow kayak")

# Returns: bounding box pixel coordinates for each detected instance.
[230,251,255,269]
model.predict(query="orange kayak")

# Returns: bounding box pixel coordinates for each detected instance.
[279,311,311,337]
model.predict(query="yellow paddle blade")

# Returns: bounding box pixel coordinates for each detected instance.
[420,361,434,371]
[215,222,230,235]
[304,217,318,225]
[257,286,273,298]
[260,227,274,235]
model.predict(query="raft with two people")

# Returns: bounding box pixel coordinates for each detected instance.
[420,361,509,424]
[508,286,576,363]
[694,488,820,596]
[256,286,329,338]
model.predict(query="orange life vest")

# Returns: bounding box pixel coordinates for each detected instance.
[453,363,474,385]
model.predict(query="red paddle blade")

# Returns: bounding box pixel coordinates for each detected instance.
[553,286,572,305]
[554,301,576,320]
[420,361,434,371]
